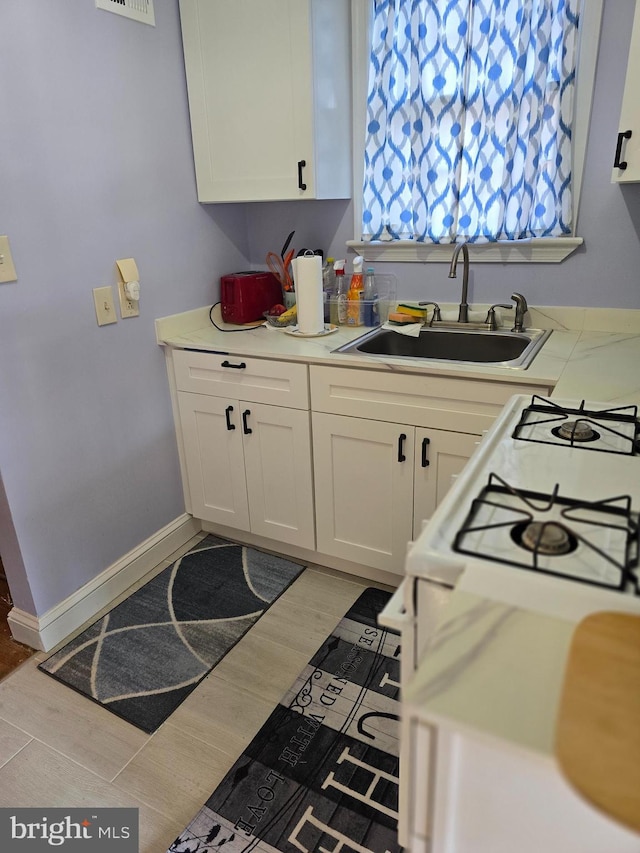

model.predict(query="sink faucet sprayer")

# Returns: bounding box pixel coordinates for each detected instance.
[511,292,528,333]
[448,241,470,323]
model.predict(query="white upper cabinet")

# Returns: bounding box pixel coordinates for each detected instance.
[179,0,352,202]
[612,1,640,183]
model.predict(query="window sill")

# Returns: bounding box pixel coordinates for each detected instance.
[345,237,584,264]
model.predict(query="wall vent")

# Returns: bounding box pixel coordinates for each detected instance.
[95,0,155,27]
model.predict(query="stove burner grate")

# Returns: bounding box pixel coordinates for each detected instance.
[512,395,640,455]
[453,473,640,595]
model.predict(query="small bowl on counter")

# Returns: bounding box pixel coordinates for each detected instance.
[263,308,297,328]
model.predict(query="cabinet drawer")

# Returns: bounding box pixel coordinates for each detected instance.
[310,365,549,433]
[174,349,309,409]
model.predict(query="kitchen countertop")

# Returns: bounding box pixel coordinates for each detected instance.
[156,304,640,406]
[403,588,575,757]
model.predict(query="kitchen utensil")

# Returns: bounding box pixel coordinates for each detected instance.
[266,249,295,291]
[281,230,295,258]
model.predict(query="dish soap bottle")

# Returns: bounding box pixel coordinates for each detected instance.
[331,260,348,325]
[363,266,377,326]
[347,255,364,326]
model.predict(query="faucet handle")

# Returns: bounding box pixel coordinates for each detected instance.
[485,303,512,331]
[418,301,442,324]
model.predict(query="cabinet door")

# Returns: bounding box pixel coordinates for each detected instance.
[313,413,414,575]
[413,429,479,536]
[179,0,314,202]
[612,1,640,183]
[177,392,250,530]
[242,403,315,550]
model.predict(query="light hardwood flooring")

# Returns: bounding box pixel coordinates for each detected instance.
[0,534,391,852]
[0,564,36,678]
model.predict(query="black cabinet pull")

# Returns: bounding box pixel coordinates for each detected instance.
[221,360,246,369]
[397,433,407,462]
[421,436,431,467]
[225,405,235,431]
[614,130,632,170]
[297,159,307,191]
[242,409,252,435]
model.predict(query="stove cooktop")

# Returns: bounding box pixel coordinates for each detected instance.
[406,394,640,614]
[512,395,640,455]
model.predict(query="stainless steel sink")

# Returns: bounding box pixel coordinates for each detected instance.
[333,325,552,369]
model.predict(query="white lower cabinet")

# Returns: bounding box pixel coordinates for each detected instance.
[169,351,548,578]
[178,391,315,550]
[312,412,479,575]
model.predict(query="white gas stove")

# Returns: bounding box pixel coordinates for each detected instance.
[380,393,640,852]
[383,394,640,685]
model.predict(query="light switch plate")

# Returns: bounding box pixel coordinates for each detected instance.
[117,279,140,318]
[0,236,18,283]
[93,286,117,326]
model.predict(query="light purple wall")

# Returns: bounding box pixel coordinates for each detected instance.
[0,1,250,615]
[247,0,640,309]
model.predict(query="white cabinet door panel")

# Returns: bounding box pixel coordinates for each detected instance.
[313,412,413,575]
[612,1,640,183]
[179,0,350,202]
[177,392,250,530]
[413,429,479,536]
[243,403,315,550]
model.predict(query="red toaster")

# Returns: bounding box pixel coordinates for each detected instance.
[220,271,282,324]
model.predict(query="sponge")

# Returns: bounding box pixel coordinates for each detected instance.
[396,303,427,319]
[388,312,420,325]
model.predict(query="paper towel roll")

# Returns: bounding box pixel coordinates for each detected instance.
[293,254,324,334]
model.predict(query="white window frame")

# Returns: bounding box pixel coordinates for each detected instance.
[347,0,603,263]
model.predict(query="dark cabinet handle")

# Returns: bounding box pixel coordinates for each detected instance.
[614,130,632,170]
[421,436,431,467]
[221,360,246,369]
[397,433,406,462]
[242,409,252,435]
[297,160,307,191]
[225,405,235,431]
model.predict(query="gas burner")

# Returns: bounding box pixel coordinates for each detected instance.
[552,420,600,443]
[512,520,578,556]
[453,473,640,594]
[512,396,640,455]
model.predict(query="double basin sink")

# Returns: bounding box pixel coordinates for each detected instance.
[334,324,552,369]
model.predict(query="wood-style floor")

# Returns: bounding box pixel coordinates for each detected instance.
[0,534,391,852]
[0,567,35,679]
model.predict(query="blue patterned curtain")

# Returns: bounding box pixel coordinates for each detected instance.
[362,0,580,243]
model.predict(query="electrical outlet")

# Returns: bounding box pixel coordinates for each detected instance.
[93,286,117,326]
[0,236,18,283]
[117,280,140,318]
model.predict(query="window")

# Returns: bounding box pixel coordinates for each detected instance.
[348,0,603,263]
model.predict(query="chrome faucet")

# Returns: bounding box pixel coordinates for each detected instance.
[448,241,470,323]
[511,292,529,333]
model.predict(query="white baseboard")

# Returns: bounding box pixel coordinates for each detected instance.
[8,514,202,652]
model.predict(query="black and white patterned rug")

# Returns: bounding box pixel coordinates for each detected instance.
[168,587,402,853]
[38,535,305,733]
